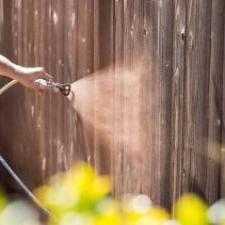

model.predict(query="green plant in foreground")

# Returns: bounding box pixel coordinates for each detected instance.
[0,163,224,225]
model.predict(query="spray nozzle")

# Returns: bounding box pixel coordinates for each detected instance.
[34,79,71,96]
[54,83,71,96]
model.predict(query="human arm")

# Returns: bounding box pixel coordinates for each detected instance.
[0,54,52,90]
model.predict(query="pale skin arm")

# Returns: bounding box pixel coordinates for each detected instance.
[0,55,52,90]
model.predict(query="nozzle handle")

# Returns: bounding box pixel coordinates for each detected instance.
[34,78,50,90]
[34,79,71,96]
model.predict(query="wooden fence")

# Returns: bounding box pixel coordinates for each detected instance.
[0,0,225,209]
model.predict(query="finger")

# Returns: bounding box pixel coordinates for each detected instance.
[43,71,53,80]
[38,88,44,95]
[35,70,52,81]
[28,67,44,73]
[34,80,48,92]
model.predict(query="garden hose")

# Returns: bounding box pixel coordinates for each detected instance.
[0,152,50,216]
[0,80,51,217]
[0,77,71,217]
[0,80,18,96]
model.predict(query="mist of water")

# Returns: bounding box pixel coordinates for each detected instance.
[65,63,222,169]
[66,65,150,162]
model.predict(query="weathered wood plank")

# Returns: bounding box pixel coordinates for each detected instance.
[171,0,186,206]
[183,0,212,200]
[207,0,224,202]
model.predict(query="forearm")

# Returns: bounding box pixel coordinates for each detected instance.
[0,55,42,80]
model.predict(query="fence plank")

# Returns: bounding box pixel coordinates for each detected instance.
[207,0,224,202]
[171,0,186,205]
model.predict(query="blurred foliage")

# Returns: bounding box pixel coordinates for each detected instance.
[175,194,209,225]
[0,163,224,225]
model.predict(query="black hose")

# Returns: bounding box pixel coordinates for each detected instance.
[0,151,50,216]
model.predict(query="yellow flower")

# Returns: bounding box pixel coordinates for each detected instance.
[125,207,169,225]
[35,176,77,217]
[94,211,121,225]
[35,163,111,216]
[63,164,111,201]
[0,189,7,213]
[147,207,170,220]
[175,193,209,225]
[136,208,169,225]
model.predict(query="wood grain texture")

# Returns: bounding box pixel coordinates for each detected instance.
[0,0,225,208]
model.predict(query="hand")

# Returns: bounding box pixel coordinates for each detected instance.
[15,67,53,91]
